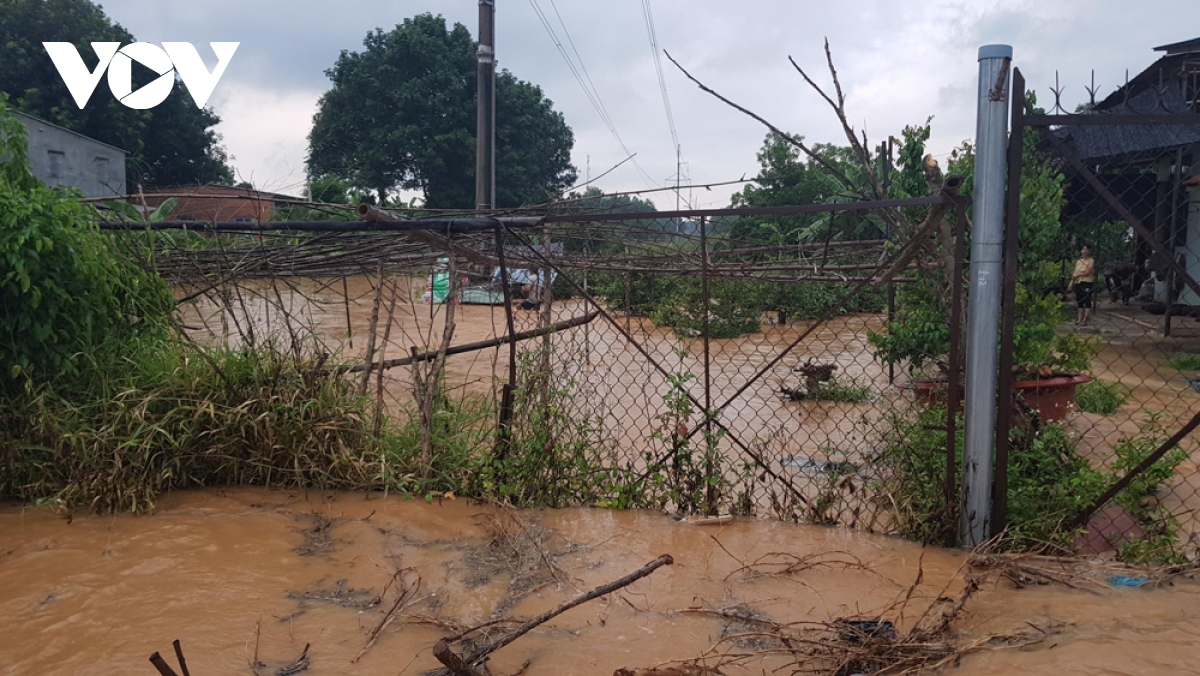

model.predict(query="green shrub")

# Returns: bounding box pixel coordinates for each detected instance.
[812,376,872,403]
[1167,352,1200,372]
[1074,379,1129,415]
[877,405,1191,558]
[475,347,637,507]
[1109,413,1191,565]
[873,406,963,543]
[589,270,883,340]
[0,99,172,390]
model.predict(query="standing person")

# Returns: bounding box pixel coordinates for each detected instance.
[1067,244,1096,326]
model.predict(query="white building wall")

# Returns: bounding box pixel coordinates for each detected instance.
[13,112,127,198]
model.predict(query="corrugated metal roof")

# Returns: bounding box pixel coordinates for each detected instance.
[11,110,129,155]
[1054,82,1200,162]
[1154,37,1200,55]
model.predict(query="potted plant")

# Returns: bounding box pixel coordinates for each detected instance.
[870,285,1097,421]
[1005,286,1097,421]
[869,112,1097,422]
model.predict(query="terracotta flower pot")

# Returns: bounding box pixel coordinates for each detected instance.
[1010,374,1093,422]
[904,374,1093,422]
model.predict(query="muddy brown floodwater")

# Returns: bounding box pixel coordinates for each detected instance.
[2,488,1198,675]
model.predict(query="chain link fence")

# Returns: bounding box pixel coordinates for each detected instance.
[104,62,1199,563]
[995,66,1200,563]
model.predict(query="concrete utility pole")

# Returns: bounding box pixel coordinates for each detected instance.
[475,0,496,210]
[962,44,1012,546]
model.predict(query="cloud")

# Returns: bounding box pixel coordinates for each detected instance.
[207,82,320,195]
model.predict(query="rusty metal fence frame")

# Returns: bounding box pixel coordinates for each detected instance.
[997,66,1200,551]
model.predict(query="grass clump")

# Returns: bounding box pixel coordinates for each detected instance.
[1167,352,1200,372]
[812,376,872,403]
[1074,379,1129,415]
[1,338,392,512]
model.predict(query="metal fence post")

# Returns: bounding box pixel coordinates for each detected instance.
[475,0,496,211]
[962,44,1012,546]
[991,67,1025,537]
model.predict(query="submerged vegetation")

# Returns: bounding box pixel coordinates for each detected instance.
[1075,378,1130,415]
[876,405,1189,563]
[0,91,1193,567]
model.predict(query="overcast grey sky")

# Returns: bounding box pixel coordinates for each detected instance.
[99,0,1200,207]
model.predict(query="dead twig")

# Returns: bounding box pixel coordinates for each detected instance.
[435,555,675,675]
[275,643,310,676]
[353,568,422,663]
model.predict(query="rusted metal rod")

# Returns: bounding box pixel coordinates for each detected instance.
[992,67,1026,538]
[335,310,600,375]
[97,217,541,233]
[1065,411,1200,532]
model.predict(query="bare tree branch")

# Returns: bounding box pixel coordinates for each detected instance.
[664,50,869,202]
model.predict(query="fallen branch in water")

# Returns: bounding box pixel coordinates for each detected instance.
[149,640,192,676]
[353,568,422,663]
[623,547,1069,675]
[275,643,311,676]
[434,554,675,675]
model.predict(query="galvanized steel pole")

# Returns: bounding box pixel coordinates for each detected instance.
[475,0,496,210]
[962,44,1012,546]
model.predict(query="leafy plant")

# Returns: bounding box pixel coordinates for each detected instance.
[635,356,729,515]
[1011,288,1099,376]
[1167,352,1200,372]
[1108,412,1191,565]
[877,404,1191,558]
[1074,379,1129,415]
[811,376,872,403]
[0,99,172,390]
[870,100,1091,381]
[475,346,640,508]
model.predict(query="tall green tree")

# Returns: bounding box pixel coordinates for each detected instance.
[307,13,577,208]
[0,0,233,189]
[730,133,882,245]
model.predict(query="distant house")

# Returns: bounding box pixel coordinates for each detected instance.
[13,111,127,198]
[1053,37,1200,306]
[142,184,299,223]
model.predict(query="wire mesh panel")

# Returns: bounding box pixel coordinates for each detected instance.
[106,189,966,537]
[999,65,1200,563]
[537,197,966,534]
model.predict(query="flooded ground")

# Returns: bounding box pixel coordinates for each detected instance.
[176,275,1200,532]
[1,488,1198,675]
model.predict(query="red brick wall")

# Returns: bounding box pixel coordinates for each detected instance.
[143,185,274,222]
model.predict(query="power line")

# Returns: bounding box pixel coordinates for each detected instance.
[526,0,660,189]
[639,0,679,152]
[639,0,690,209]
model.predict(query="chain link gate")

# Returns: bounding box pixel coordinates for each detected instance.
[994,63,1200,562]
